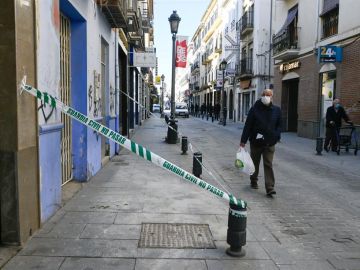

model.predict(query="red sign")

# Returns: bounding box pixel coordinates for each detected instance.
[175,39,187,68]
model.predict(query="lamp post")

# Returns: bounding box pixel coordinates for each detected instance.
[161,74,165,115]
[169,10,181,120]
[166,10,181,144]
[220,59,227,126]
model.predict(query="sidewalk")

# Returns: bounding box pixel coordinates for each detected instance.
[3,115,360,270]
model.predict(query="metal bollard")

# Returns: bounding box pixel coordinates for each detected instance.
[206,113,209,121]
[223,107,227,126]
[226,203,247,257]
[192,152,202,177]
[212,114,214,122]
[316,137,323,155]
[181,136,188,154]
[166,119,178,144]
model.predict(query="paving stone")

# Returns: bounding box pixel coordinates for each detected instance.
[34,222,86,239]
[62,211,117,224]
[247,224,278,242]
[277,260,336,270]
[19,238,105,257]
[206,259,279,270]
[59,257,135,270]
[80,224,141,240]
[327,258,360,270]
[135,259,207,270]
[2,256,64,270]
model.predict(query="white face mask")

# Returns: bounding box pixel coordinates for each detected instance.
[261,96,271,105]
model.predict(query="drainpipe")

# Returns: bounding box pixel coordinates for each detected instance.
[268,0,273,87]
[115,29,120,153]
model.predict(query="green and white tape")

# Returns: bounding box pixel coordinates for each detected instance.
[21,83,246,208]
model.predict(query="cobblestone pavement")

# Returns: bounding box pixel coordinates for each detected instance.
[183,116,360,270]
[3,115,360,270]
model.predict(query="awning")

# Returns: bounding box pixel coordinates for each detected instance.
[320,0,339,16]
[275,5,298,37]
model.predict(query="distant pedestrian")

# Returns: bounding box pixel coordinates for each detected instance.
[195,103,199,117]
[201,103,206,119]
[240,89,281,197]
[324,99,351,152]
[209,104,214,122]
[214,103,220,120]
[191,104,194,115]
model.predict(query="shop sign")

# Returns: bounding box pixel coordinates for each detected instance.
[317,45,343,63]
[279,60,301,74]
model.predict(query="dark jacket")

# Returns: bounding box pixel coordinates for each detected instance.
[241,100,282,146]
[326,106,349,128]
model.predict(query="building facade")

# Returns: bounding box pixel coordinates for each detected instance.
[0,0,154,245]
[236,0,273,122]
[272,0,360,138]
[188,0,273,123]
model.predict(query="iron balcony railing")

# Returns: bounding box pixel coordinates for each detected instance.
[322,12,338,38]
[240,10,254,36]
[272,28,299,56]
[240,56,253,76]
[97,0,127,28]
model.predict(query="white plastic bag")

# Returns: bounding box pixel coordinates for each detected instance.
[235,147,255,175]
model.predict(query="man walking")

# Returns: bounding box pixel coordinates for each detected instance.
[324,99,351,152]
[240,89,282,196]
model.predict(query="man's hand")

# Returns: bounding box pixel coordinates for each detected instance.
[240,143,246,148]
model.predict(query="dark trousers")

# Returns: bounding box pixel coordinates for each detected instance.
[324,127,338,150]
[250,144,276,192]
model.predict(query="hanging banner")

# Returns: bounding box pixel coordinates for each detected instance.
[216,70,224,89]
[175,36,188,68]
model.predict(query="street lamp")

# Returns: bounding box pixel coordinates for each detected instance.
[161,74,165,115]
[220,59,227,126]
[166,10,181,144]
[169,10,181,119]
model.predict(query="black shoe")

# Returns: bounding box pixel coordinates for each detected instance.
[266,190,276,196]
[324,146,329,152]
[250,182,259,189]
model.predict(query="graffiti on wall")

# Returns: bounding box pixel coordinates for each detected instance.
[88,70,102,117]
[109,84,115,117]
[38,99,55,123]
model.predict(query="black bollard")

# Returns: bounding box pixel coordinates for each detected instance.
[316,137,323,155]
[226,203,247,257]
[212,114,214,122]
[223,107,227,126]
[166,119,178,144]
[206,113,209,121]
[192,152,202,177]
[181,136,188,154]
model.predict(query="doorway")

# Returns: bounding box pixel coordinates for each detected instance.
[229,89,233,119]
[60,13,73,185]
[101,39,109,160]
[283,79,299,132]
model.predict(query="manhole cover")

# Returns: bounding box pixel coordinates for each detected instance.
[138,223,215,249]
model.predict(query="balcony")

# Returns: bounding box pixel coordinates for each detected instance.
[272,28,299,61]
[240,10,254,38]
[127,4,144,48]
[191,63,200,74]
[239,57,253,79]
[322,10,338,39]
[97,0,127,28]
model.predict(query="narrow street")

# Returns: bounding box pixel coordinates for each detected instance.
[3,116,360,270]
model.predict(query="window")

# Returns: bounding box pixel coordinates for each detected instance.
[322,8,338,38]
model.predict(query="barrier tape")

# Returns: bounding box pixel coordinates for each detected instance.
[20,82,246,208]
[118,88,232,194]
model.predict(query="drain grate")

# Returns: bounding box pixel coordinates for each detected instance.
[138,223,215,249]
